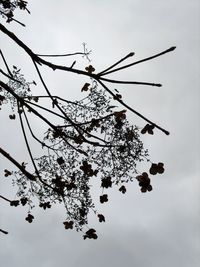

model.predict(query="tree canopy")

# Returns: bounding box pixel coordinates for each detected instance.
[0,0,175,239]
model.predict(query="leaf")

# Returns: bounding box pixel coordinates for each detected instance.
[157,162,165,174]
[81,83,90,92]
[136,172,152,193]
[101,177,112,188]
[114,110,127,120]
[147,184,153,191]
[149,163,158,175]
[79,208,87,217]
[149,162,164,175]
[0,95,5,102]
[83,228,98,240]
[98,214,105,222]
[63,220,74,229]
[80,160,95,177]
[113,94,122,100]
[119,185,126,194]
[85,65,95,74]
[20,197,28,206]
[66,182,77,190]
[2,1,11,8]
[33,96,39,102]
[100,194,108,203]
[141,124,154,135]
[25,214,34,223]
[39,201,51,210]
[9,114,16,120]
[57,157,65,165]
[10,200,20,207]
[126,129,136,141]
[74,135,83,144]
[4,169,12,177]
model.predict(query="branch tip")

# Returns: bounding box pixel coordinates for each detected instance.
[168,46,176,52]
[0,229,8,235]
[128,52,135,57]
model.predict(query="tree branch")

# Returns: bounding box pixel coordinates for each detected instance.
[0,229,8,234]
[0,146,36,181]
[98,46,176,76]
[98,52,135,75]
[97,80,170,135]
[99,77,162,87]
[36,52,90,57]
[0,49,13,76]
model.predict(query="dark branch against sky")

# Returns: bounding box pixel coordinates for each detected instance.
[0,0,199,266]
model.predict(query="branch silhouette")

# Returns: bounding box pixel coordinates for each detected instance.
[0,1,175,239]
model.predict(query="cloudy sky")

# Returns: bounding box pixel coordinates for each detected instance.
[0,0,199,266]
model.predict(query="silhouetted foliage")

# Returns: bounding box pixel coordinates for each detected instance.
[0,1,175,238]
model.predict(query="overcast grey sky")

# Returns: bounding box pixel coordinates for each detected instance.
[0,1,199,267]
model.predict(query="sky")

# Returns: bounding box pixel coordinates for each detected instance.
[0,0,200,266]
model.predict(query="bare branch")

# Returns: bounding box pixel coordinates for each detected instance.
[36,52,90,57]
[98,52,135,75]
[0,49,13,76]
[0,229,8,235]
[17,101,40,176]
[98,46,176,76]
[0,68,23,84]
[98,79,170,135]
[0,10,25,27]
[99,77,162,87]
[0,146,36,181]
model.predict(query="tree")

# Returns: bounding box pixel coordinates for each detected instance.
[0,1,175,239]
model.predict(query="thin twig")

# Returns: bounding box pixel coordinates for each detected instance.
[0,49,12,76]
[22,106,57,151]
[0,146,36,181]
[0,195,11,202]
[98,52,135,75]
[32,60,72,119]
[0,68,23,84]
[0,80,89,155]
[17,101,40,176]
[17,102,59,190]
[99,77,162,87]
[98,80,170,135]
[98,46,176,76]
[0,23,172,135]
[24,99,68,121]
[0,229,8,234]
[0,10,25,27]
[23,95,86,108]
[36,52,90,57]
[32,60,109,146]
